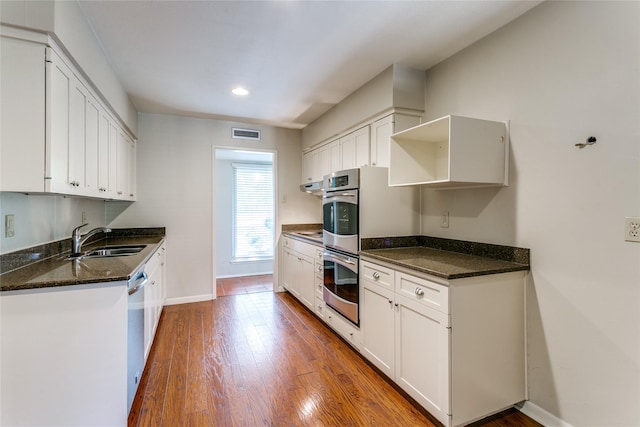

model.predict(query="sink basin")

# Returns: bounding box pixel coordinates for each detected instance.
[84,245,147,258]
[65,245,147,260]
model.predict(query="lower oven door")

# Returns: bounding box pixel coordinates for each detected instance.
[323,249,359,326]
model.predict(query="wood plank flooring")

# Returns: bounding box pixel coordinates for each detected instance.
[216,274,274,297]
[129,286,541,427]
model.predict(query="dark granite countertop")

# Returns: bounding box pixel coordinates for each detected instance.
[0,228,165,292]
[360,236,529,280]
[282,224,323,246]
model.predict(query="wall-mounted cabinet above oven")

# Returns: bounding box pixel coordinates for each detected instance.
[389,115,509,190]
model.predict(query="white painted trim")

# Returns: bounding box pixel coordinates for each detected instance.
[517,401,574,427]
[164,294,214,306]
[217,272,273,279]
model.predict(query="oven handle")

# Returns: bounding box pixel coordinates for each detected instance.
[323,191,357,205]
[323,251,358,273]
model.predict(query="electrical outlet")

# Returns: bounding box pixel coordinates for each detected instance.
[625,217,640,242]
[441,211,450,228]
[5,214,15,238]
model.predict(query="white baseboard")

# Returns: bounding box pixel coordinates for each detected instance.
[164,294,214,306]
[216,272,273,279]
[517,401,573,427]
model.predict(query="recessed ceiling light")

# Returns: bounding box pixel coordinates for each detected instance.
[232,87,249,96]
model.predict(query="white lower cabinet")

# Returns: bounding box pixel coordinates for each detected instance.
[144,243,166,360]
[360,258,526,427]
[281,237,362,350]
[1,283,129,426]
[281,237,316,310]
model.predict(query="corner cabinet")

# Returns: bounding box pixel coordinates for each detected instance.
[0,34,136,201]
[389,115,508,189]
[360,258,526,427]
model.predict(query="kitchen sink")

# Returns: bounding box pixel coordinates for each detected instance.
[65,245,147,260]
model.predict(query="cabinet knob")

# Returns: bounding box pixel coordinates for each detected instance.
[415,287,424,296]
[388,299,393,305]
[372,272,380,280]
[394,302,399,307]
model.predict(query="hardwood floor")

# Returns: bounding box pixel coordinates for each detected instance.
[216,274,274,297]
[129,286,541,427]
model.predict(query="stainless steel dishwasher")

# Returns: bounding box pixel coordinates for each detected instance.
[127,266,148,412]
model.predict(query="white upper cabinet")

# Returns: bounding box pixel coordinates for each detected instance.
[389,115,509,189]
[0,34,135,200]
[370,114,421,168]
[340,126,369,170]
[0,37,46,192]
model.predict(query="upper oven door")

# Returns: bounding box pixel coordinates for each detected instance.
[323,189,358,255]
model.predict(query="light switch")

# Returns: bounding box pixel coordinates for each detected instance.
[5,214,15,238]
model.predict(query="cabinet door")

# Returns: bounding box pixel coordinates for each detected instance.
[108,121,119,198]
[85,96,101,196]
[282,247,300,297]
[317,145,330,180]
[116,129,130,199]
[354,126,370,168]
[128,137,137,200]
[47,51,73,194]
[0,37,46,192]
[302,151,316,183]
[370,116,393,168]
[97,109,111,195]
[395,294,450,426]
[68,79,87,194]
[361,281,395,378]
[299,253,315,310]
[329,141,341,174]
[340,132,356,170]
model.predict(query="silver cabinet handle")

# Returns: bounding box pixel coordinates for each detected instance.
[415,287,424,296]
[372,272,380,280]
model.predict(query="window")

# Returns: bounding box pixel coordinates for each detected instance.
[232,162,274,260]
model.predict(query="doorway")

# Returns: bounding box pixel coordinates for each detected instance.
[214,148,276,297]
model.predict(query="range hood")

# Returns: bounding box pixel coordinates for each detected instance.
[300,181,323,195]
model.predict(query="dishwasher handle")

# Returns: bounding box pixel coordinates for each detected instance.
[128,271,148,296]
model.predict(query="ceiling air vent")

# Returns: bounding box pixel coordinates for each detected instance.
[232,128,261,141]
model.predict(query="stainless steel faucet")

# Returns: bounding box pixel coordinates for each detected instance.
[71,223,112,255]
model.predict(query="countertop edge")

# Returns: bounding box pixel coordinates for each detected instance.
[360,251,529,280]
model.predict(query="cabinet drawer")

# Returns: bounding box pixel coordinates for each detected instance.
[315,276,324,297]
[325,306,361,350]
[361,261,394,290]
[396,272,449,314]
[315,296,325,320]
[283,236,321,258]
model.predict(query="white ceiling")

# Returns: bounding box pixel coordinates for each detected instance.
[78,0,541,130]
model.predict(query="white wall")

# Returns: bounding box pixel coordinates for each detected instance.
[419,2,640,426]
[0,0,138,135]
[0,193,106,254]
[108,113,319,303]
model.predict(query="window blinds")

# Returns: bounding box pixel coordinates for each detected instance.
[232,162,274,260]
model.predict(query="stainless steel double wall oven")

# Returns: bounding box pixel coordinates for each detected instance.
[322,169,360,326]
